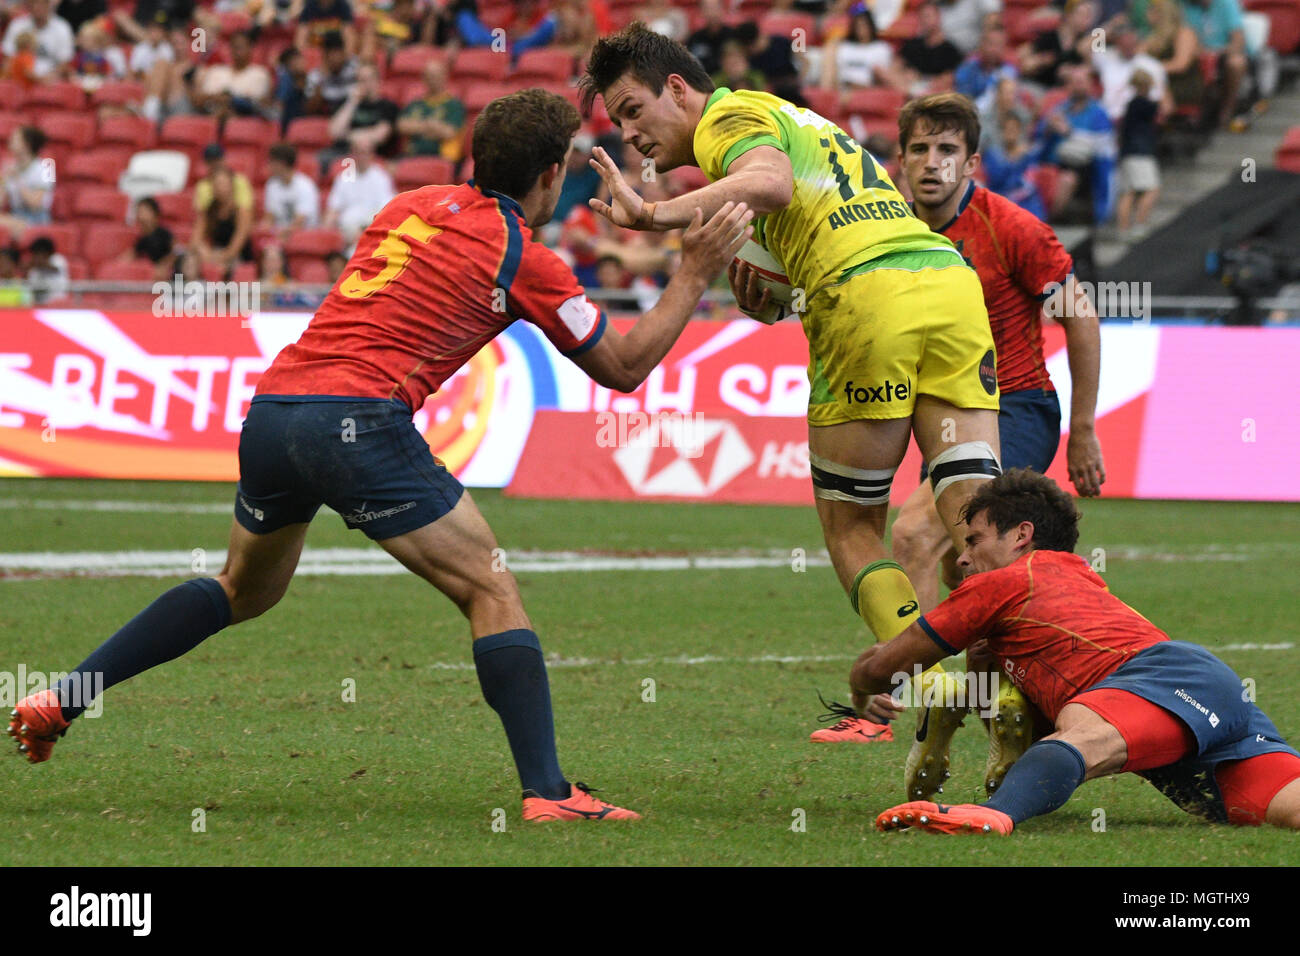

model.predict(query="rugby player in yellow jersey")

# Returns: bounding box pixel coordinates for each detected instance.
[580,23,1017,800]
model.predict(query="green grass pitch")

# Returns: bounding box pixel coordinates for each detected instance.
[1,477,1298,866]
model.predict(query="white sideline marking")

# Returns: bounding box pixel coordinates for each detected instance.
[431,652,858,672]
[0,497,233,514]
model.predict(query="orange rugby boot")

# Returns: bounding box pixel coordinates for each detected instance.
[810,694,894,743]
[522,782,641,822]
[875,800,1014,835]
[9,689,70,764]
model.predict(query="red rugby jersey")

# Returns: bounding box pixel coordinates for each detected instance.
[918,549,1169,721]
[936,182,1073,394]
[256,183,606,409]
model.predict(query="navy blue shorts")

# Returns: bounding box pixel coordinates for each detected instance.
[1083,641,1299,822]
[920,387,1060,481]
[234,396,465,541]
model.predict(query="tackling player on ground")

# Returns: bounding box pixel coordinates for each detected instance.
[579,24,1005,801]
[813,93,1106,802]
[851,469,1300,834]
[9,89,754,822]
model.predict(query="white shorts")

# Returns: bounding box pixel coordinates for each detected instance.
[1120,156,1160,193]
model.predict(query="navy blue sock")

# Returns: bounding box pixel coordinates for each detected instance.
[981,739,1087,824]
[56,578,231,721]
[472,629,569,800]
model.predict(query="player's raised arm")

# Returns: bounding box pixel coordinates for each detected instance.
[569,201,754,392]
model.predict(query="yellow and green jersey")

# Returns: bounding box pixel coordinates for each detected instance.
[693,87,957,299]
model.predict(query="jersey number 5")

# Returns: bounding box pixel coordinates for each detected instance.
[339,213,443,299]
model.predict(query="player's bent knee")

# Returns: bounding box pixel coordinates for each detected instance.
[927,441,1002,502]
[810,452,896,507]
[218,574,287,623]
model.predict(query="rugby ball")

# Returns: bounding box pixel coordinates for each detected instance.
[733,239,796,324]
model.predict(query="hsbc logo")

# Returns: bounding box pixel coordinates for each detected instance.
[612,417,755,497]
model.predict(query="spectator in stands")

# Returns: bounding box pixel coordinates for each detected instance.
[823,5,906,91]
[454,0,558,57]
[306,30,359,117]
[937,0,1003,55]
[1019,0,1093,91]
[1038,63,1115,223]
[980,108,1049,219]
[126,196,175,280]
[1115,69,1161,238]
[901,1,965,91]
[736,21,803,104]
[140,23,200,121]
[592,253,644,311]
[328,62,400,158]
[114,0,217,45]
[553,0,609,56]
[248,0,304,31]
[0,246,21,280]
[274,46,309,134]
[189,166,254,277]
[72,19,128,88]
[324,249,347,283]
[195,143,255,222]
[1179,0,1248,128]
[1088,22,1168,121]
[641,0,689,42]
[0,126,54,240]
[194,30,273,119]
[58,0,108,35]
[955,21,1017,112]
[685,0,732,75]
[3,29,40,86]
[1,0,75,79]
[713,39,766,92]
[262,143,321,238]
[296,0,356,54]
[397,59,466,162]
[362,0,427,61]
[1144,0,1205,113]
[25,236,69,304]
[258,242,288,285]
[128,19,172,81]
[323,141,395,245]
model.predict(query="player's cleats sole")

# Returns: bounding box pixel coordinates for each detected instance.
[522,782,641,822]
[810,716,894,743]
[8,689,70,764]
[903,674,969,801]
[984,682,1035,796]
[875,800,1013,836]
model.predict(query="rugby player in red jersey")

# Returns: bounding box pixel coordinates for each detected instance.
[10,89,754,823]
[853,470,1300,834]
[811,94,1104,803]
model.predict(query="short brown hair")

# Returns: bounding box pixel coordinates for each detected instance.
[960,468,1081,553]
[472,88,581,201]
[579,21,714,115]
[897,92,981,157]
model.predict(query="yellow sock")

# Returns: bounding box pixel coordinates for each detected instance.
[851,561,947,706]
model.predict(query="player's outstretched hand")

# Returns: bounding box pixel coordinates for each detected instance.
[1067,425,1106,497]
[680,201,754,281]
[727,258,772,316]
[588,146,655,230]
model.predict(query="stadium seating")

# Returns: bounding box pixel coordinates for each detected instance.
[285,228,346,273]
[159,115,220,164]
[73,186,130,223]
[25,82,86,112]
[393,157,456,190]
[390,45,450,80]
[93,259,155,281]
[452,48,511,83]
[38,113,98,150]
[223,117,278,149]
[514,48,576,84]
[82,223,139,264]
[98,115,158,151]
[21,224,81,257]
[285,116,334,151]
[90,81,147,109]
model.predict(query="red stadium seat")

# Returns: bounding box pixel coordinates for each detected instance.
[462,81,518,114]
[284,227,345,258]
[513,48,576,83]
[1029,165,1059,217]
[218,9,254,34]
[390,44,449,79]
[800,87,841,124]
[231,262,257,283]
[154,190,196,226]
[223,146,262,183]
[39,112,98,149]
[82,223,139,264]
[1038,88,1069,117]
[159,115,220,159]
[50,187,75,222]
[24,82,86,112]
[452,47,510,83]
[20,224,81,257]
[65,256,90,280]
[94,259,155,281]
[90,81,146,109]
[98,114,157,150]
[285,116,333,151]
[61,145,134,185]
[842,88,906,120]
[294,259,331,283]
[758,12,817,40]
[73,185,130,222]
[381,78,410,105]
[882,11,919,42]
[393,156,456,190]
[0,110,23,142]
[223,116,277,148]
[0,80,27,111]
[1247,0,1300,54]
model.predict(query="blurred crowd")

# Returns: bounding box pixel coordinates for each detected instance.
[0,0,1290,307]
